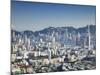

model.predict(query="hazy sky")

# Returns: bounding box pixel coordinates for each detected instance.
[11,1,96,31]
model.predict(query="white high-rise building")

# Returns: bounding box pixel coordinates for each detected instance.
[52,37,56,44]
[48,47,51,63]
[40,38,43,43]
[77,32,81,41]
[12,31,16,41]
[27,38,31,50]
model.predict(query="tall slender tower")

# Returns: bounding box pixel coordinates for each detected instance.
[88,25,91,50]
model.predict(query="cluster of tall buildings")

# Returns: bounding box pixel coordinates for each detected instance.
[11,25,96,74]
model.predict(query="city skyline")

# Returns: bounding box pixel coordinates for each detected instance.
[11,1,96,74]
[11,1,96,31]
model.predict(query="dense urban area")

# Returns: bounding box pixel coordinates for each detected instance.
[11,25,96,74]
